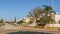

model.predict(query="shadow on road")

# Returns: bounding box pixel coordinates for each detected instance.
[7,31,52,34]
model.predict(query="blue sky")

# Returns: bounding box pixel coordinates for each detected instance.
[0,0,60,20]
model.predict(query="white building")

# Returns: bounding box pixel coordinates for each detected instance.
[55,14,60,23]
[46,14,60,28]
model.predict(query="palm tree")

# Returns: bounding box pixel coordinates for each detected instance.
[49,10,56,14]
[43,5,52,17]
[49,10,56,22]
[42,5,56,29]
[42,5,56,24]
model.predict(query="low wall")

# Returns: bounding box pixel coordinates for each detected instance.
[45,24,60,29]
[46,24,60,27]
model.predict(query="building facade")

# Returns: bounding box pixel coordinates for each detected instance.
[55,14,60,23]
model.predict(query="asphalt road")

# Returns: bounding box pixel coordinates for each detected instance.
[0,29,60,34]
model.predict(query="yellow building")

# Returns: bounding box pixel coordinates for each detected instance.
[23,17,31,23]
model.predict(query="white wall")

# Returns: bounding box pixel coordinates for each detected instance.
[55,15,60,23]
[46,24,60,27]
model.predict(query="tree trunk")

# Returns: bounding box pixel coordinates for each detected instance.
[33,19,36,27]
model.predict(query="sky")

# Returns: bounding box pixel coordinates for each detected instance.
[0,0,60,20]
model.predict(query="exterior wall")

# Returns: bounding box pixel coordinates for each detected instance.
[55,14,60,23]
[45,14,60,28]
[45,24,60,29]
[16,17,31,23]
[23,17,31,23]
[46,24,60,27]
